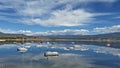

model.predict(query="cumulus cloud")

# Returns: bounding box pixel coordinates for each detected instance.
[34,29,89,35]
[93,25,120,33]
[30,29,89,35]
[17,0,95,26]
[0,28,89,35]
[0,28,16,34]
[1,24,120,35]
[0,0,117,27]
[0,28,32,35]
[1,24,120,36]
[29,9,94,26]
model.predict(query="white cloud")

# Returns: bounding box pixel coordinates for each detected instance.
[1,25,120,36]
[27,29,89,36]
[0,28,89,36]
[93,25,120,33]
[0,0,117,27]
[82,0,117,2]
[33,29,89,35]
[55,0,117,4]
[29,9,94,26]
[0,28,32,35]
[0,28,16,34]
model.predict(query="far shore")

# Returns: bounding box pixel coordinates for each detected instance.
[0,38,120,43]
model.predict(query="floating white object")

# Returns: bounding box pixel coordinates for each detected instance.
[13,42,17,44]
[17,47,28,53]
[25,43,31,45]
[61,47,69,50]
[36,44,42,48]
[25,45,31,48]
[72,42,75,44]
[69,47,74,50]
[44,51,59,57]
[107,43,111,46]
[80,48,88,51]
[73,45,81,48]
[66,47,74,50]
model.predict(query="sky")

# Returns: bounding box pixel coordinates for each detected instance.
[0,0,120,36]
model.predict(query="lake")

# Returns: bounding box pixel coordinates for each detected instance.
[0,41,120,68]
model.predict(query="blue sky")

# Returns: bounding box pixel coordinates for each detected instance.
[0,0,120,35]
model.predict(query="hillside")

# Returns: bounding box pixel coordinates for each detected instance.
[43,32,120,38]
[0,32,26,37]
[0,32,49,42]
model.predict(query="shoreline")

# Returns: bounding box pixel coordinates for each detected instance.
[0,38,120,43]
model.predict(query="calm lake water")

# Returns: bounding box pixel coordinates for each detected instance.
[0,42,120,68]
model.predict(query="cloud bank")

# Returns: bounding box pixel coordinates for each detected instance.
[0,0,118,27]
[93,25,120,33]
[0,25,120,35]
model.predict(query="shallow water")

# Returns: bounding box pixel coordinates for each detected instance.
[0,42,120,68]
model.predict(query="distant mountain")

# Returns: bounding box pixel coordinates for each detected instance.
[43,32,120,38]
[94,32,120,38]
[0,31,120,38]
[43,35,84,38]
[0,32,26,37]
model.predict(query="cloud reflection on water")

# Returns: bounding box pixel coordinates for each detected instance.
[0,42,120,68]
[0,53,93,68]
[93,46,120,57]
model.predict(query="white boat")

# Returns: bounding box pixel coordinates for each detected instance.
[17,37,28,53]
[72,42,75,44]
[63,47,70,50]
[68,47,74,50]
[36,44,42,48]
[47,42,50,44]
[25,45,31,48]
[25,42,31,45]
[106,43,111,46]
[17,47,28,53]
[44,51,59,57]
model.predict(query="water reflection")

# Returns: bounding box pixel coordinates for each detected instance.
[0,42,120,68]
[93,46,120,57]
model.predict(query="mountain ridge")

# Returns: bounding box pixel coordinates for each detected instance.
[0,32,120,38]
[43,32,120,38]
[0,32,26,37]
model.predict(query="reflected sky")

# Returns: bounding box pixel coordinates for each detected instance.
[0,42,120,68]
